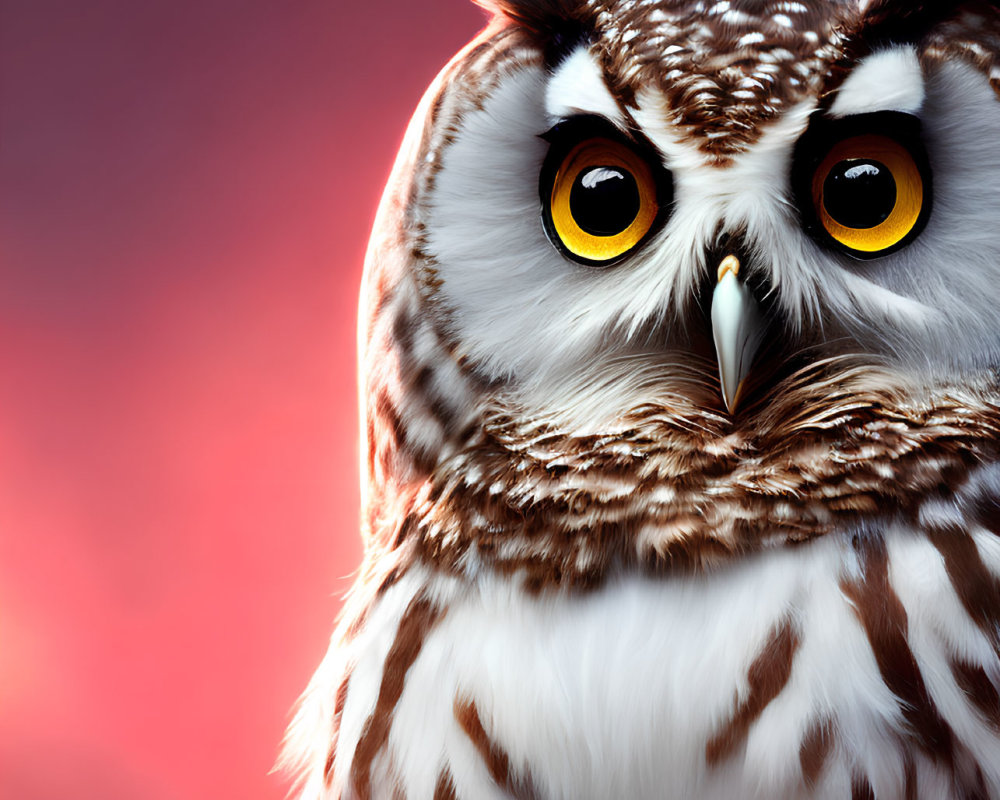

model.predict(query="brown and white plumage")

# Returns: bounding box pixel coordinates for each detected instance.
[284,1,1000,797]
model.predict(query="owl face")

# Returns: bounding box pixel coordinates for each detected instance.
[409,0,1000,426]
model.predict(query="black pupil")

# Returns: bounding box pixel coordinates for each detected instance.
[822,159,897,229]
[569,166,641,236]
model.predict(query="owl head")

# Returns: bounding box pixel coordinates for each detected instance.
[358,0,1000,574]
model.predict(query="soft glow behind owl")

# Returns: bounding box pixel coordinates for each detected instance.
[284,2,1000,797]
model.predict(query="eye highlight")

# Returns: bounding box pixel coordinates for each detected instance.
[541,118,671,266]
[794,112,932,260]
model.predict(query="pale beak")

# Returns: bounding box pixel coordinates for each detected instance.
[710,255,766,413]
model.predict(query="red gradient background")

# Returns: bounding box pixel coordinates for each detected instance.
[0,2,486,797]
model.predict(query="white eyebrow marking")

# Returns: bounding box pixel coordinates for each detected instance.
[545,46,627,127]
[828,46,926,118]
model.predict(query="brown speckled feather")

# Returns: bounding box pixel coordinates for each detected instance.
[406,368,1000,588]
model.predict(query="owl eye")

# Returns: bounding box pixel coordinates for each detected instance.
[795,112,932,259]
[813,135,928,256]
[540,118,671,266]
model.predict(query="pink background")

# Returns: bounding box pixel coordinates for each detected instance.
[0,1,486,797]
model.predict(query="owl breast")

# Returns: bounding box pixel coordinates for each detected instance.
[322,465,1000,799]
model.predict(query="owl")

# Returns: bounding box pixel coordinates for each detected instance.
[283,0,1000,797]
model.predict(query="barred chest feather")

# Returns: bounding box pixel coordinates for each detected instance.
[295,463,1000,800]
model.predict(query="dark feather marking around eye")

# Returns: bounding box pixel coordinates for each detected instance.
[543,19,594,70]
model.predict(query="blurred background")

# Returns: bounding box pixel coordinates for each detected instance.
[0,1,486,797]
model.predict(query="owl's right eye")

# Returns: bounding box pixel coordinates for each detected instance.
[540,118,672,266]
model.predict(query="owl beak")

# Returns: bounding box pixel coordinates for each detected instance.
[711,255,766,413]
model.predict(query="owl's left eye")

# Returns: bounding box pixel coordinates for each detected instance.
[540,118,672,266]
[793,111,932,260]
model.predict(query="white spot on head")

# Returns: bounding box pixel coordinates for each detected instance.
[737,31,766,48]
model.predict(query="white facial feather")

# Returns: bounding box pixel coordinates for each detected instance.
[545,47,626,128]
[828,46,926,117]
[427,47,1000,419]
[871,60,1000,374]
[427,60,698,417]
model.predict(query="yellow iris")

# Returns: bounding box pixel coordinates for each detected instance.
[549,137,659,264]
[812,134,925,255]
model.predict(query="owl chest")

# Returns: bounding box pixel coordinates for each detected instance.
[336,525,1000,799]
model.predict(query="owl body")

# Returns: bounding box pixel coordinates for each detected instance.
[293,499,1000,799]
[286,1,1000,798]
